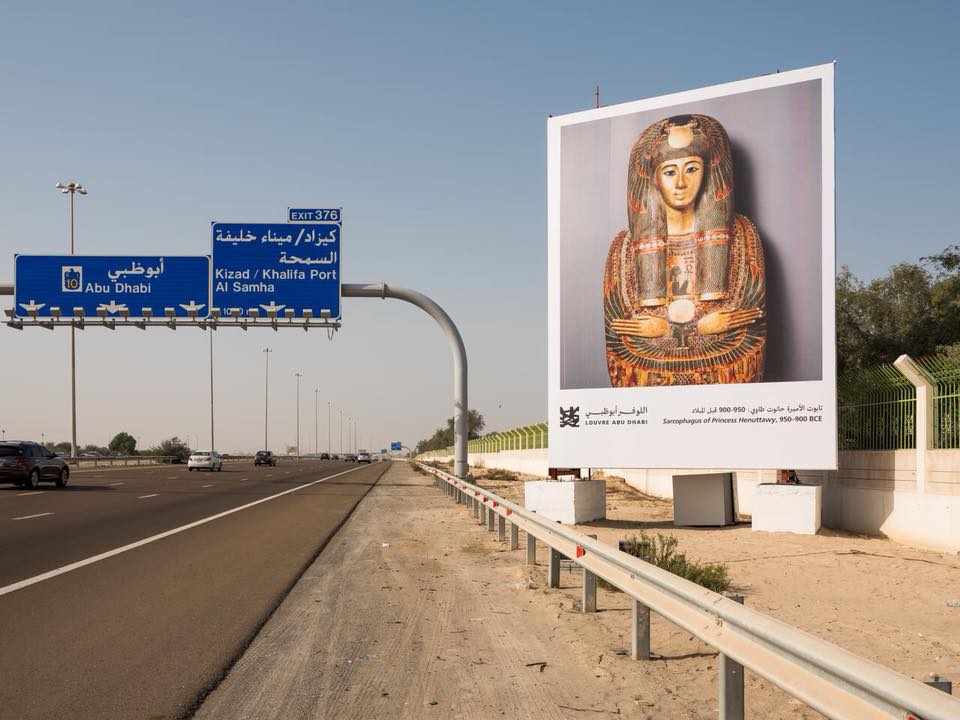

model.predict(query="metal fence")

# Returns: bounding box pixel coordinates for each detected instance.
[419,355,960,457]
[915,356,960,449]
[837,364,916,450]
[420,461,960,720]
[467,423,548,454]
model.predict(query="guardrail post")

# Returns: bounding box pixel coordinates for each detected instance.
[631,598,651,660]
[526,533,536,564]
[510,522,519,550]
[487,507,495,531]
[480,504,487,526]
[473,497,479,520]
[497,515,506,541]
[581,534,597,613]
[720,595,745,720]
[548,547,561,588]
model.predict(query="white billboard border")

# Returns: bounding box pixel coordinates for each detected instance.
[547,63,837,471]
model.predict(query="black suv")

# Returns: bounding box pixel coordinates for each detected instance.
[255,450,277,467]
[0,441,70,489]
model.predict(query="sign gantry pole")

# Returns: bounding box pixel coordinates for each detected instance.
[295,372,302,459]
[341,284,468,479]
[209,326,215,453]
[262,348,272,451]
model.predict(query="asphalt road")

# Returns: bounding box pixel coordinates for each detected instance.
[0,458,389,720]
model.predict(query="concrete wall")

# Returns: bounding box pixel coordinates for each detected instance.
[425,447,960,552]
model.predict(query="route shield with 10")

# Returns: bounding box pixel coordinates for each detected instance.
[212,222,341,319]
[14,255,211,318]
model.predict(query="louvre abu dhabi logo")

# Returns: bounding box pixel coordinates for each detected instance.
[559,406,580,428]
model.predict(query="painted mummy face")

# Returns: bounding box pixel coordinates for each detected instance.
[655,155,704,212]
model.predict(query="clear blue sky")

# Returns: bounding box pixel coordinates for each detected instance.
[1,1,957,452]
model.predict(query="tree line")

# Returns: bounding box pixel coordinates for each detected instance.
[837,245,960,373]
[44,432,193,462]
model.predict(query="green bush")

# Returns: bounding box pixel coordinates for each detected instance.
[485,468,518,482]
[614,531,730,593]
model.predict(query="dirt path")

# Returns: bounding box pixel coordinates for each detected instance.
[196,462,959,719]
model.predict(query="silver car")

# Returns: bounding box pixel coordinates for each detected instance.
[188,451,223,472]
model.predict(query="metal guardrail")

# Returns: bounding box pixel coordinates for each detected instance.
[418,461,960,720]
[68,455,176,467]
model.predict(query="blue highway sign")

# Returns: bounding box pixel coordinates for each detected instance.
[390,441,402,451]
[212,223,340,319]
[14,255,210,318]
[288,208,341,222]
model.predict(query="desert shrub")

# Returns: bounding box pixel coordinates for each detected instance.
[612,531,730,593]
[485,468,518,482]
[473,458,486,469]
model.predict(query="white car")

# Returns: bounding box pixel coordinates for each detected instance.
[188,451,223,472]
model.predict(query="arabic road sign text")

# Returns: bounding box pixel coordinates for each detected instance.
[14,255,210,319]
[212,222,341,319]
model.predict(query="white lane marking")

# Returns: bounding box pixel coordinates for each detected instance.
[110,482,125,486]
[167,476,176,480]
[138,494,158,500]
[0,464,371,597]
[202,484,213,488]
[13,512,54,521]
[17,492,44,497]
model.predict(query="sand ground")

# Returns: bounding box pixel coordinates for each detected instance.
[196,461,959,719]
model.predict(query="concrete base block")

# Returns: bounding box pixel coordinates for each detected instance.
[524,480,606,524]
[672,473,734,526]
[752,483,822,535]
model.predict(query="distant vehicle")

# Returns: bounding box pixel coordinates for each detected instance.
[330,453,339,460]
[80,451,102,458]
[319,452,330,460]
[343,453,357,462]
[357,452,371,464]
[255,450,277,467]
[0,441,70,488]
[188,451,223,472]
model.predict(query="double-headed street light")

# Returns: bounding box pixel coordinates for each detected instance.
[56,181,87,459]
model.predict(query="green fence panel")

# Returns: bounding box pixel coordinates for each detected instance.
[837,363,916,450]
[916,356,960,449]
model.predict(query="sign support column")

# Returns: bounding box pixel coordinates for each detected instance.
[342,283,468,479]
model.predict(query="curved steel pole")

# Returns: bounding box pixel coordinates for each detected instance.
[342,283,468,479]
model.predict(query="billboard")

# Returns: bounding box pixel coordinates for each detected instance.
[548,64,836,470]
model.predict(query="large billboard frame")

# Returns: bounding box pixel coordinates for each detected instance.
[547,63,836,470]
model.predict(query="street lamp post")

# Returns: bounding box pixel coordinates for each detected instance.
[295,372,303,459]
[56,181,87,459]
[339,410,343,454]
[262,348,272,450]
[327,401,331,455]
[314,389,319,455]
